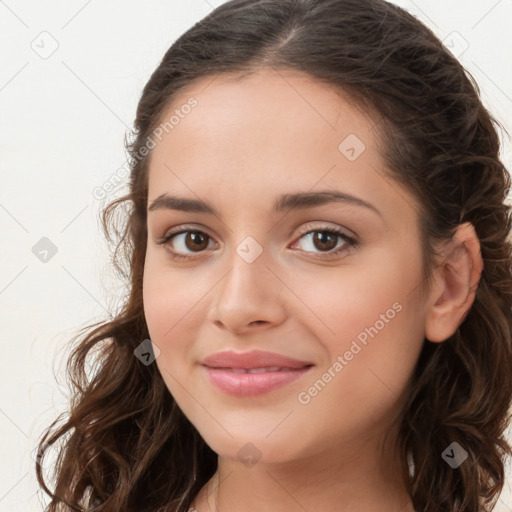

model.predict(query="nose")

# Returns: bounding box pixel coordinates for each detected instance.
[207,246,287,335]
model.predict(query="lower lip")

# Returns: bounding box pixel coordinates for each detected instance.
[203,366,313,397]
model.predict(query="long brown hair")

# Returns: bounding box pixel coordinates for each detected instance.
[36,0,512,510]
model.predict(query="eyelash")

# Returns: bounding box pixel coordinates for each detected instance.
[155,224,358,261]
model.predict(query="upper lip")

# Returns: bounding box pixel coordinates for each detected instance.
[201,350,314,369]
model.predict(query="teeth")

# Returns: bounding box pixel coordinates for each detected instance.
[229,366,283,374]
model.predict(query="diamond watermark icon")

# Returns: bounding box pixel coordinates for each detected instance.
[443,31,469,59]
[236,236,263,264]
[338,134,366,161]
[32,237,58,263]
[134,339,161,365]
[236,442,262,468]
[442,441,468,468]
[31,31,59,59]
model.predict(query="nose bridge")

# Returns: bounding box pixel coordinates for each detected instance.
[220,234,269,303]
[209,233,285,331]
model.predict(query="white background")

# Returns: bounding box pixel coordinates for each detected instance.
[1,1,511,510]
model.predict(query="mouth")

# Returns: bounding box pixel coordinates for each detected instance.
[202,364,314,397]
[200,350,315,397]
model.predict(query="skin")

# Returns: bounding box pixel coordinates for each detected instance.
[142,67,483,512]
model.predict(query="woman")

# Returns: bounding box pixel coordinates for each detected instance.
[36,0,512,511]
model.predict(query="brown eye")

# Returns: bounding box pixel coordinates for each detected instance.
[310,231,339,252]
[183,232,209,252]
[157,229,216,260]
[294,227,356,256]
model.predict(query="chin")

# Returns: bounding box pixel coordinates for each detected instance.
[196,424,307,467]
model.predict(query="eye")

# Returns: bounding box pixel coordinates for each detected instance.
[291,224,357,258]
[156,227,217,261]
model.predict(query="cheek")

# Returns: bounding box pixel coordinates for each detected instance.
[291,291,424,448]
[142,253,204,340]
[143,272,176,344]
[286,244,424,344]
[142,256,210,392]
[142,268,193,404]
[292,246,426,401]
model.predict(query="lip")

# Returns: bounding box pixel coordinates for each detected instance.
[201,350,314,397]
[201,350,313,370]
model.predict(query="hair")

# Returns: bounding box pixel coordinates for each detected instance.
[36,0,512,511]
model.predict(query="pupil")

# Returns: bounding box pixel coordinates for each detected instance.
[314,232,337,251]
[187,232,208,251]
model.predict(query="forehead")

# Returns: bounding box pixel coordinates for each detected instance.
[147,68,382,192]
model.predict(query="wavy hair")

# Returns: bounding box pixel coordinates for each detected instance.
[36,0,512,510]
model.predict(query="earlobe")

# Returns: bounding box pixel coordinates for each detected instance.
[425,222,484,343]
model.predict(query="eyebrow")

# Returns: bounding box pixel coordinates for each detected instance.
[147,190,382,217]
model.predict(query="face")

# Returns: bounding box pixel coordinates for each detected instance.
[143,67,429,465]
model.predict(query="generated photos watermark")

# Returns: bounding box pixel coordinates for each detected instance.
[297,301,403,405]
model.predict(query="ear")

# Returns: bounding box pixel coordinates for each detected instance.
[425,222,484,343]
